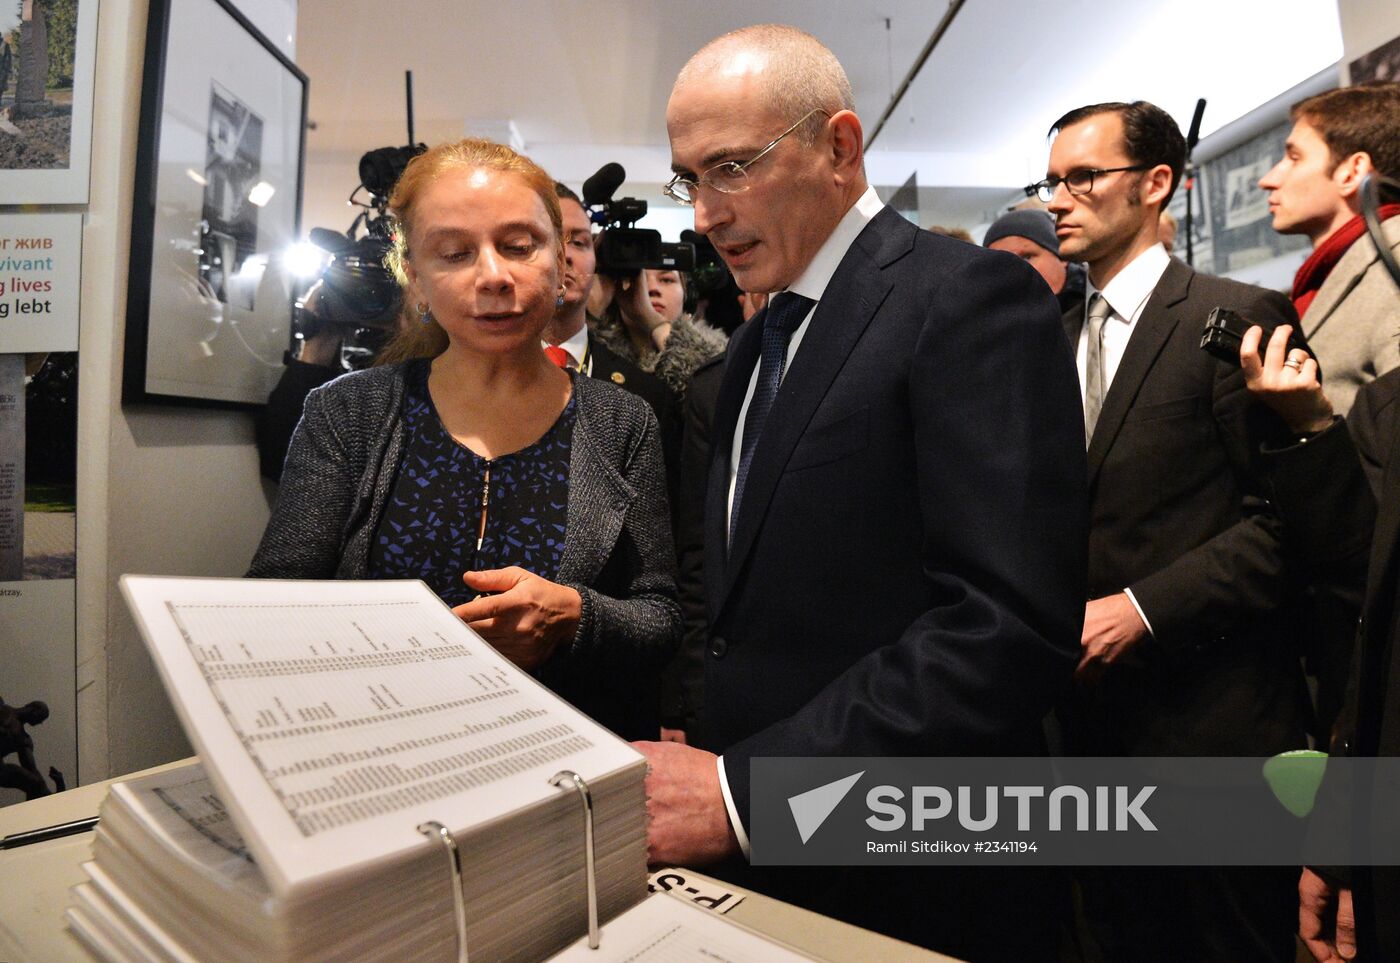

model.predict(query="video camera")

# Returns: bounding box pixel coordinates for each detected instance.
[292,143,426,368]
[680,229,731,298]
[583,163,696,276]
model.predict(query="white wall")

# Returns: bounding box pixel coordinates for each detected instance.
[77,0,296,782]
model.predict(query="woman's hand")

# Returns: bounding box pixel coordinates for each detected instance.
[452,567,582,670]
[617,270,673,349]
[1240,324,1334,435]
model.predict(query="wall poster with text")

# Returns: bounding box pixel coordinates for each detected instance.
[0,211,81,806]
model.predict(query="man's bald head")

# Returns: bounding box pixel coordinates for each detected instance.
[667,25,867,292]
[674,24,854,144]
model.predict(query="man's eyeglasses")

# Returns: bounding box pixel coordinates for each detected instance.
[663,108,830,206]
[1024,165,1152,204]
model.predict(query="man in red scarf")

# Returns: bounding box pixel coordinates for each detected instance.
[1259,82,1400,415]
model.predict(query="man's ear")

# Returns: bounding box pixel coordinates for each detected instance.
[1141,164,1174,211]
[829,110,865,185]
[1334,151,1374,202]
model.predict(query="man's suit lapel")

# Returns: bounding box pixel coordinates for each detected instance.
[1085,258,1192,483]
[713,208,906,613]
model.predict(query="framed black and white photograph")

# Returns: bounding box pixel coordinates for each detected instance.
[0,0,99,204]
[123,0,306,408]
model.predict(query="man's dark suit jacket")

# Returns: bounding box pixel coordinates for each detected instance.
[1059,258,1311,757]
[700,207,1088,956]
[1262,369,1400,959]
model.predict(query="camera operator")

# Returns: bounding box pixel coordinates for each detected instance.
[256,145,422,482]
[1240,322,1400,963]
[256,298,407,483]
[578,162,727,402]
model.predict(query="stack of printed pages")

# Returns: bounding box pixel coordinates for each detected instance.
[65,576,649,963]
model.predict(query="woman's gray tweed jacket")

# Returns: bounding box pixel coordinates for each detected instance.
[247,361,682,738]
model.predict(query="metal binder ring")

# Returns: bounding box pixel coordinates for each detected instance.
[418,820,469,963]
[550,770,600,949]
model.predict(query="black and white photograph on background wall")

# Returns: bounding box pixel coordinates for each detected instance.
[123,0,306,408]
[0,0,98,203]
[1222,158,1273,233]
[1349,33,1400,85]
[200,82,265,311]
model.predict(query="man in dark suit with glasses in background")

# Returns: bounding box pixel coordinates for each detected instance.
[1034,100,1311,961]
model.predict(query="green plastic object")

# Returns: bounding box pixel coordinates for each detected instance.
[1263,750,1329,818]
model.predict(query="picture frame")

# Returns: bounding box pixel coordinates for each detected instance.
[123,0,306,408]
[0,0,100,204]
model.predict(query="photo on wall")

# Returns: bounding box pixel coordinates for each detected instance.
[200,82,264,311]
[0,0,98,203]
[123,0,306,409]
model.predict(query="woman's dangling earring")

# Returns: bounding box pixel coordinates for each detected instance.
[416,301,432,325]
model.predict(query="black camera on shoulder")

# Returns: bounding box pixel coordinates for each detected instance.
[583,163,696,276]
[292,143,426,368]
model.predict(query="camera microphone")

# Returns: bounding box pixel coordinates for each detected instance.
[583,163,626,207]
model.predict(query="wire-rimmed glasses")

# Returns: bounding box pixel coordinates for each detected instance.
[663,108,831,206]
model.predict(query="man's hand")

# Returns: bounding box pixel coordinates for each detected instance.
[1299,867,1356,962]
[452,567,581,671]
[634,741,740,866]
[1240,324,1333,435]
[1076,592,1148,682]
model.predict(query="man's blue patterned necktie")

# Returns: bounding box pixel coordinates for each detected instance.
[730,291,815,544]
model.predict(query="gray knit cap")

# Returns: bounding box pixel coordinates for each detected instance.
[982,209,1060,256]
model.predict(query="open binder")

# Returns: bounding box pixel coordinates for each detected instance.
[67,576,647,962]
[65,576,816,962]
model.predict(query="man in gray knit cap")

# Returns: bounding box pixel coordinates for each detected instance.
[983,208,1085,315]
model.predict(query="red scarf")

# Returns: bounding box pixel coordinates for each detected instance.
[1293,204,1400,316]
